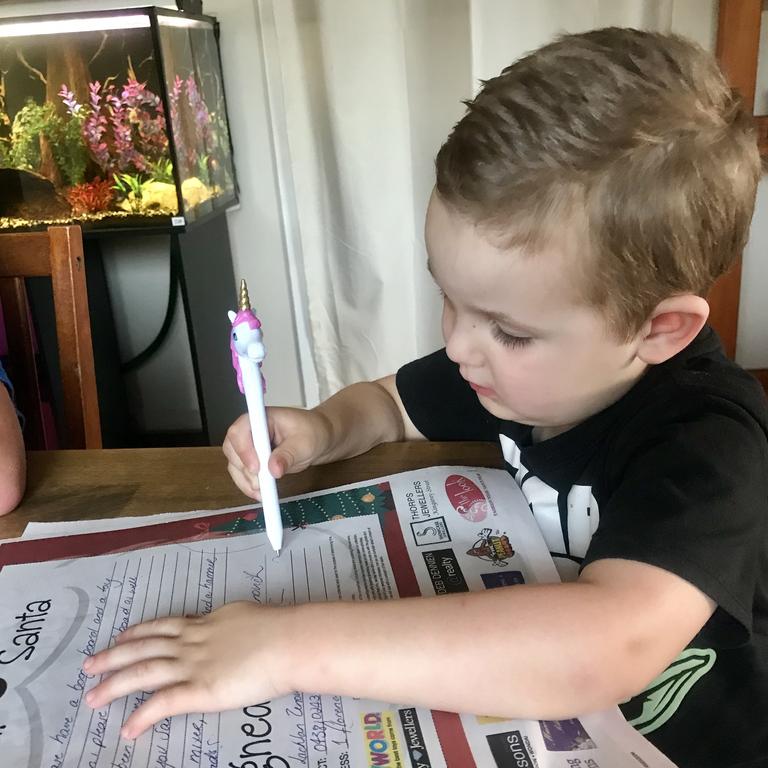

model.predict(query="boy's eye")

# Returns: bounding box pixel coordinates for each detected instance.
[492,323,532,349]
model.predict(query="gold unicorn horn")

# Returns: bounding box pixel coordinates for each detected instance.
[239,279,251,311]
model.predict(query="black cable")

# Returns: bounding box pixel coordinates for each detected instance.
[121,234,181,372]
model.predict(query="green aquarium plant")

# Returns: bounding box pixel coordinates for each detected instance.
[9,99,88,186]
[0,75,11,167]
[112,172,145,212]
[147,157,174,184]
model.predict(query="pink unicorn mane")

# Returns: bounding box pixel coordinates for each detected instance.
[230,309,265,394]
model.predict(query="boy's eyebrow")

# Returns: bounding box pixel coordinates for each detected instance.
[426,258,543,335]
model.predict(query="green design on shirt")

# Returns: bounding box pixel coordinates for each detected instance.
[627,648,716,735]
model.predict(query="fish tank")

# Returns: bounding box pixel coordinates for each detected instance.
[0,6,238,233]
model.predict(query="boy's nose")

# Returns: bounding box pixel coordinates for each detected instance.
[444,322,482,368]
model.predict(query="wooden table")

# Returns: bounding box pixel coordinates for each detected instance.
[0,441,502,539]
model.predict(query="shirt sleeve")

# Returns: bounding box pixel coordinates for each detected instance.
[582,398,768,647]
[396,348,498,441]
[0,358,13,399]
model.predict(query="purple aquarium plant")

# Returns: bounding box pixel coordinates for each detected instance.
[59,78,169,177]
[58,85,82,119]
[167,73,215,178]
[84,82,111,171]
[185,73,212,150]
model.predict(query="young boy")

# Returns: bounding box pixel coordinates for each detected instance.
[0,357,25,515]
[85,28,768,767]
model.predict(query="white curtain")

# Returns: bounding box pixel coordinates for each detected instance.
[255,0,718,404]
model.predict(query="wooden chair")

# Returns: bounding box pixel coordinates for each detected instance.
[0,226,101,449]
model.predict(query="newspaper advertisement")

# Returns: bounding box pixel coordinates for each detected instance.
[0,466,676,768]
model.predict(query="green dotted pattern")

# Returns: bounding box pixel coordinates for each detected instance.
[210,483,395,535]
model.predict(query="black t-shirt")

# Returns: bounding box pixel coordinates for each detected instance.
[396,327,768,768]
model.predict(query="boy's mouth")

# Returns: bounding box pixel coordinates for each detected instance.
[468,381,497,398]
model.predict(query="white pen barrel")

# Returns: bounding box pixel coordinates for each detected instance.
[240,358,283,549]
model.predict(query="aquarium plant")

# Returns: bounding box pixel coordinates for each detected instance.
[9,99,88,186]
[65,177,114,215]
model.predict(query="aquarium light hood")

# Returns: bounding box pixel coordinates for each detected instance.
[0,14,151,39]
[157,16,211,30]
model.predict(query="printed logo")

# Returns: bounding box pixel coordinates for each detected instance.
[410,517,450,547]
[486,730,535,768]
[422,549,468,594]
[481,571,525,589]
[361,711,402,767]
[539,719,596,751]
[467,528,514,567]
[398,708,433,768]
[623,647,716,735]
[445,474,490,522]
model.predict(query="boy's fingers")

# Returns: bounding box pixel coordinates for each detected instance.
[223,437,260,479]
[121,682,201,740]
[86,658,183,709]
[268,453,286,478]
[227,463,262,500]
[117,616,191,643]
[269,445,298,478]
[223,416,259,473]
[86,637,180,675]
[221,438,246,472]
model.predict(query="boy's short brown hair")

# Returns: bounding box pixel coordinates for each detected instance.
[435,27,761,338]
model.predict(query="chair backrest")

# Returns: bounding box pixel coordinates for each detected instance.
[0,226,101,449]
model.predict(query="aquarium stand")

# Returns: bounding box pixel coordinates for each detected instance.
[176,212,242,445]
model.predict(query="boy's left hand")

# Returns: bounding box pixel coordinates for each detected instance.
[83,602,293,739]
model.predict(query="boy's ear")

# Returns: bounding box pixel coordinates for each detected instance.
[636,295,709,365]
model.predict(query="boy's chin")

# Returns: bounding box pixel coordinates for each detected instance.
[476,394,525,423]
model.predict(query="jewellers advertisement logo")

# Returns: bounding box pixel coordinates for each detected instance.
[444,475,490,522]
[410,517,451,547]
[398,708,433,768]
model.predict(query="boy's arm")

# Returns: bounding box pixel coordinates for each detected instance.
[0,386,25,515]
[291,557,715,716]
[310,374,426,464]
[86,556,715,736]
[224,374,425,503]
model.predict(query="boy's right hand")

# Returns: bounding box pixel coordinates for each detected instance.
[222,407,329,500]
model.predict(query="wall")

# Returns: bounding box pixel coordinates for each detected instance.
[742,7,768,368]
[207,0,305,408]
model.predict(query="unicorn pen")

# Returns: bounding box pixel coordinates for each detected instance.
[229,279,283,554]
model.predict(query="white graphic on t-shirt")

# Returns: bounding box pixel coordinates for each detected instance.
[567,484,600,559]
[520,474,565,554]
[500,436,529,483]
[500,434,600,581]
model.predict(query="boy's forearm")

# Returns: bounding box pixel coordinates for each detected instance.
[0,390,25,515]
[311,380,406,465]
[283,584,658,719]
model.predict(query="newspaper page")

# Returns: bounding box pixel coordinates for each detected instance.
[0,466,675,768]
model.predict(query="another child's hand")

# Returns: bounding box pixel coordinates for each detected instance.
[83,602,294,739]
[223,407,330,499]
